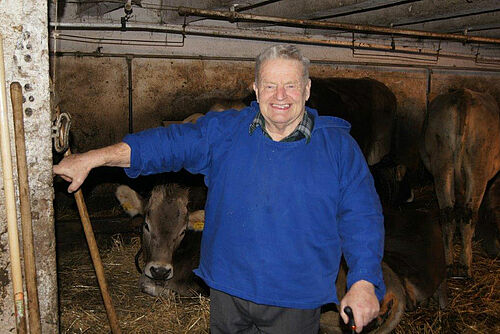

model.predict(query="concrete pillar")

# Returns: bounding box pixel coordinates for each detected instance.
[0,1,58,332]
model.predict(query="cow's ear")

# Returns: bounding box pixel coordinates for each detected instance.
[115,185,144,217]
[188,210,205,231]
[395,164,407,181]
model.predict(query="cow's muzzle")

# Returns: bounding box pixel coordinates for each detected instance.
[144,262,174,281]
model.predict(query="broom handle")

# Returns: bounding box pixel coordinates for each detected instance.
[11,82,42,334]
[0,35,27,334]
[66,147,122,334]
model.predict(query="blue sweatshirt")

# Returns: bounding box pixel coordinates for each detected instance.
[123,102,385,309]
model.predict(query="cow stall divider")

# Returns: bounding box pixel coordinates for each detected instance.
[0,35,28,334]
[52,107,122,334]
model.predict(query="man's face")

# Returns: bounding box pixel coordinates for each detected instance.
[253,58,311,134]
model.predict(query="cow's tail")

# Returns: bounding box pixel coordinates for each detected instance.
[453,89,470,208]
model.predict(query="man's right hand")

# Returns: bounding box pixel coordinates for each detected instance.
[53,142,132,193]
[53,152,95,193]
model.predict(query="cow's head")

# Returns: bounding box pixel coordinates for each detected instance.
[370,156,413,207]
[116,184,203,296]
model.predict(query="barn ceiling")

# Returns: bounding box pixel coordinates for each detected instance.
[60,1,500,38]
[52,0,500,60]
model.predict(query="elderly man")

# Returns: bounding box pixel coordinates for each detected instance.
[54,44,385,333]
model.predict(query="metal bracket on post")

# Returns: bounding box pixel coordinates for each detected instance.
[121,1,133,32]
[51,111,71,154]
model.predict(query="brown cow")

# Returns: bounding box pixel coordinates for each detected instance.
[162,99,246,127]
[420,88,500,277]
[383,207,448,310]
[320,206,448,334]
[477,173,500,258]
[320,260,405,334]
[306,77,397,166]
[209,98,247,112]
[115,184,206,297]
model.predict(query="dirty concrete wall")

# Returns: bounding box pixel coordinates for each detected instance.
[55,57,255,152]
[54,55,500,172]
[0,1,57,333]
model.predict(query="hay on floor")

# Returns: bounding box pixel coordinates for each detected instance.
[58,235,209,334]
[58,234,499,334]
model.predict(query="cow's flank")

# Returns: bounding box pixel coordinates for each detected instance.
[420,88,500,278]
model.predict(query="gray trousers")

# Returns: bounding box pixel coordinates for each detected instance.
[209,288,321,334]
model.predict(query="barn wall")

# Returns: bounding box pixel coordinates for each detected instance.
[0,1,57,333]
[54,55,500,170]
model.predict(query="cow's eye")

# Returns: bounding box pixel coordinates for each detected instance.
[179,229,186,238]
[143,221,150,232]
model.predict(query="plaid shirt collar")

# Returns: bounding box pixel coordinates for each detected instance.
[249,109,314,143]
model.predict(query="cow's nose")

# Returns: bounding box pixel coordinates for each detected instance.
[150,266,172,280]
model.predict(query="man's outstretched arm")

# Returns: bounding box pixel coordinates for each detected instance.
[53,142,131,193]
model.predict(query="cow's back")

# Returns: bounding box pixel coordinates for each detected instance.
[308,77,397,165]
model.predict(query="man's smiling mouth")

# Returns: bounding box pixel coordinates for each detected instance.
[271,103,290,110]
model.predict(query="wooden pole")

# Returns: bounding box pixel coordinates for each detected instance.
[66,147,122,334]
[11,82,42,334]
[0,35,27,334]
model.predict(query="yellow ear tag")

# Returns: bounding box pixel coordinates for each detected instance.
[122,202,134,211]
[191,221,205,231]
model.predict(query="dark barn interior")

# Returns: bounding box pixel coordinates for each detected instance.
[52,1,500,333]
[0,0,499,333]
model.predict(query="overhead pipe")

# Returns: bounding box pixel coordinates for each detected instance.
[50,51,500,74]
[235,0,284,12]
[48,22,500,65]
[393,6,500,28]
[303,0,422,20]
[176,6,500,45]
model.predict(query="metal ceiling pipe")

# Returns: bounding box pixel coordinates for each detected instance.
[51,51,500,73]
[305,0,422,20]
[177,6,500,45]
[49,22,500,64]
[235,0,284,12]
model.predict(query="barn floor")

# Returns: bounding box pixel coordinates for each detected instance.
[55,183,500,334]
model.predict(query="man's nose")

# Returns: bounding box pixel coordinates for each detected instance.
[275,85,287,100]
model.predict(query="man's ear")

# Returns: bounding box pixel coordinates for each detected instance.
[253,82,260,102]
[305,78,311,101]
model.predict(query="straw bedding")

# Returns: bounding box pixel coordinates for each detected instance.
[58,233,499,333]
[57,183,499,333]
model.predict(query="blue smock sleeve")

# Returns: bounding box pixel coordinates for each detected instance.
[337,135,386,301]
[122,120,211,178]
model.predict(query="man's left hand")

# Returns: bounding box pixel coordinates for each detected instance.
[340,280,379,333]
